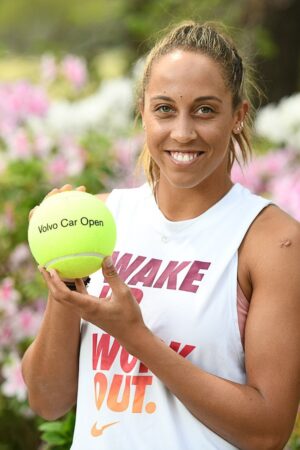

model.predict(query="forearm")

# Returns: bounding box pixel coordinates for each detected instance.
[128,328,285,450]
[22,294,81,420]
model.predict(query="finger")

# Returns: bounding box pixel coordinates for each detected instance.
[38,265,56,291]
[29,205,39,221]
[39,266,73,303]
[102,257,128,294]
[38,267,101,324]
[75,278,88,294]
[60,184,73,192]
[76,185,86,192]
[45,188,59,199]
[40,267,96,311]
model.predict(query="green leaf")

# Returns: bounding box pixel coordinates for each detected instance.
[38,421,64,433]
[40,431,66,445]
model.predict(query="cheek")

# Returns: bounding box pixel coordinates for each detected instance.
[203,121,233,146]
[145,121,168,148]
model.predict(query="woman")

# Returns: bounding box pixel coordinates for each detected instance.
[22,22,300,450]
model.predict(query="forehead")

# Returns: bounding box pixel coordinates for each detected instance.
[146,50,229,99]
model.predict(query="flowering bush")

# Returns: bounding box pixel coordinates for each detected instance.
[0,54,142,449]
[232,146,300,220]
[255,93,300,150]
[232,93,300,223]
[0,53,299,449]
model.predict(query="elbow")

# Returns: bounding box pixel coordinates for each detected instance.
[245,432,291,450]
[265,436,291,450]
[28,395,75,421]
[27,390,76,421]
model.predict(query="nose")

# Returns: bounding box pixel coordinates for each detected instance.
[170,114,197,143]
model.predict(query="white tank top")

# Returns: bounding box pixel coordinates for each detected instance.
[71,183,270,450]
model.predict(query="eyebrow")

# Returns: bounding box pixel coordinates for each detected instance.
[150,95,223,103]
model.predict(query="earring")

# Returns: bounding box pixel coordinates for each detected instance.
[233,121,244,134]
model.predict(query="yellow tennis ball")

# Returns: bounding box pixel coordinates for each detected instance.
[28,191,117,279]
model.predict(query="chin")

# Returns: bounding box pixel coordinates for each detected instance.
[163,175,208,191]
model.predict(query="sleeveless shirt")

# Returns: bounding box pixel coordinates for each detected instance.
[70,183,270,450]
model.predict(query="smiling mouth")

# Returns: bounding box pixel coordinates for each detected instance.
[167,151,204,164]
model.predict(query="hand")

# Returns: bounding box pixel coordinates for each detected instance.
[28,184,86,221]
[38,257,148,349]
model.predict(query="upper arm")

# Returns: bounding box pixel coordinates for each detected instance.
[244,206,300,437]
[96,193,110,203]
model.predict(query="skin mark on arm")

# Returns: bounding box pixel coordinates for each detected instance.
[280,239,292,248]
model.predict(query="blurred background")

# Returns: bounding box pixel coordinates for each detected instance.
[0,0,299,448]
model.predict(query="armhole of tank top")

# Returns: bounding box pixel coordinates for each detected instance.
[237,282,250,349]
[234,198,271,350]
[229,254,246,365]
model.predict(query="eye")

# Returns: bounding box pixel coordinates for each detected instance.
[196,105,214,115]
[155,104,174,113]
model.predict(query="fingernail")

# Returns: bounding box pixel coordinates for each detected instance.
[49,269,56,277]
[105,256,113,268]
[38,265,43,272]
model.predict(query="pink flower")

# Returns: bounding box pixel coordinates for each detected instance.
[260,149,293,177]
[0,298,45,348]
[0,82,49,134]
[8,243,31,271]
[11,307,43,342]
[231,148,294,195]
[12,82,49,118]
[5,128,32,160]
[0,278,20,316]
[47,155,69,183]
[8,82,48,120]
[61,55,87,90]
[269,169,300,221]
[231,158,266,193]
[0,321,15,347]
[61,138,86,177]
[33,133,53,158]
[47,138,86,184]
[112,134,144,188]
[1,353,27,402]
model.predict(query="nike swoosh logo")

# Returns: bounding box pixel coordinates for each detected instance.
[91,421,119,437]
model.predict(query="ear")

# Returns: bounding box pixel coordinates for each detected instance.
[232,100,249,134]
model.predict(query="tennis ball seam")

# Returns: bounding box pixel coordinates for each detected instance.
[44,251,106,269]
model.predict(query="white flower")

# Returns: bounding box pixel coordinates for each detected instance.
[28,77,134,138]
[255,93,300,150]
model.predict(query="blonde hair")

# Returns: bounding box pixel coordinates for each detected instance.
[137,21,256,187]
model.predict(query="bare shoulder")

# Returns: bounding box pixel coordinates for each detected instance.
[244,204,300,256]
[95,193,110,203]
[244,204,300,284]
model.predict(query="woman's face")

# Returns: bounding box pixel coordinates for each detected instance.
[141,50,247,192]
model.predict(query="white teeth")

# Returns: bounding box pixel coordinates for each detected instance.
[170,152,199,162]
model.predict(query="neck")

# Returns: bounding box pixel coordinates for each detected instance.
[155,177,233,221]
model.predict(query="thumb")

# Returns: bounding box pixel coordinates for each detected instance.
[102,256,126,292]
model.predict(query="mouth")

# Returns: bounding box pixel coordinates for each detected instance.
[166,151,205,164]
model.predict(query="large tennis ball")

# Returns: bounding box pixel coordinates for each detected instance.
[28,190,116,279]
